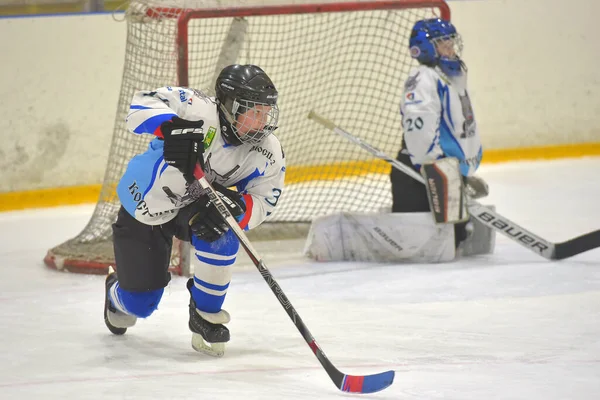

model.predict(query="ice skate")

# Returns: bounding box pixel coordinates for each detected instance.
[187,279,230,357]
[104,266,137,335]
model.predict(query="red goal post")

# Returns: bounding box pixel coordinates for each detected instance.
[44,0,451,276]
[168,1,451,87]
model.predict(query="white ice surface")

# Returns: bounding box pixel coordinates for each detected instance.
[1,158,599,399]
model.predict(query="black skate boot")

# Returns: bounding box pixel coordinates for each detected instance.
[104,266,137,335]
[454,219,474,250]
[186,278,230,357]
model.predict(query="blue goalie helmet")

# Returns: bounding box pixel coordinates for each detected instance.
[409,18,464,77]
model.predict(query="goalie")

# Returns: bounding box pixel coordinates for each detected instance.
[305,18,494,263]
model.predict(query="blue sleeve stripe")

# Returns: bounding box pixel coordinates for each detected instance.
[439,120,465,159]
[425,134,438,154]
[143,157,164,197]
[132,113,176,134]
[159,162,168,177]
[130,105,152,110]
[437,80,454,129]
[476,146,483,169]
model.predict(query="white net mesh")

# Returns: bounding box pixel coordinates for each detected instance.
[44,0,449,273]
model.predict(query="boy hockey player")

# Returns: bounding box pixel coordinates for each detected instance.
[104,64,285,357]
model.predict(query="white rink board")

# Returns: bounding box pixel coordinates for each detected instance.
[1,0,599,192]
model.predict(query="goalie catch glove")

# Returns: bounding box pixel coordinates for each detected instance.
[176,183,246,243]
[465,175,489,199]
[159,117,205,182]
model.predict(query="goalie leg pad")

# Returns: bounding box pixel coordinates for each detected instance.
[304,212,456,263]
[421,158,468,224]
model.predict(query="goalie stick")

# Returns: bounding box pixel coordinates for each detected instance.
[307,111,600,261]
[154,131,395,394]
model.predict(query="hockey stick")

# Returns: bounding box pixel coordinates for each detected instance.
[155,132,394,393]
[307,111,600,261]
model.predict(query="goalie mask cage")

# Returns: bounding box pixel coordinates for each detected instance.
[43,0,450,275]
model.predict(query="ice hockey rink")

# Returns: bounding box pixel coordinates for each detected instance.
[1,157,599,399]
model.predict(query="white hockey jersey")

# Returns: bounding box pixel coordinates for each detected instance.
[117,87,286,229]
[401,65,482,176]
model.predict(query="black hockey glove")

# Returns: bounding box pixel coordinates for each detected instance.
[177,183,246,243]
[159,117,205,182]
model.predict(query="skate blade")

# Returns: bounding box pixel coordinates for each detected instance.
[191,333,225,357]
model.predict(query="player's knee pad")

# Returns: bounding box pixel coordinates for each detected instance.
[192,228,240,255]
[118,287,164,318]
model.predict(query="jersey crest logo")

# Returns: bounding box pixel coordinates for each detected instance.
[404,72,420,92]
[162,186,195,207]
[203,153,240,184]
[459,92,476,138]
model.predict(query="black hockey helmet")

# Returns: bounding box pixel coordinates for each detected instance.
[215,64,279,146]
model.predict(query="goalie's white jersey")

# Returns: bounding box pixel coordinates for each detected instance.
[117,86,285,229]
[401,65,482,176]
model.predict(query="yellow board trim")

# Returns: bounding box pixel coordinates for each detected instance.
[0,1,125,17]
[0,184,102,212]
[1,142,599,212]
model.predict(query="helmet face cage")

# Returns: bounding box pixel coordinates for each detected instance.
[432,33,463,60]
[215,65,279,146]
[223,97,279,145]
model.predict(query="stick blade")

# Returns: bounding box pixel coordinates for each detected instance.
[553,229,600,260]
[340,370,395,394]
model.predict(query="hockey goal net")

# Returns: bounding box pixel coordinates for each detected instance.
[44,0,450,275]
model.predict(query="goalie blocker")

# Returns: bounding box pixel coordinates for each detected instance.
[421,158,469,224]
